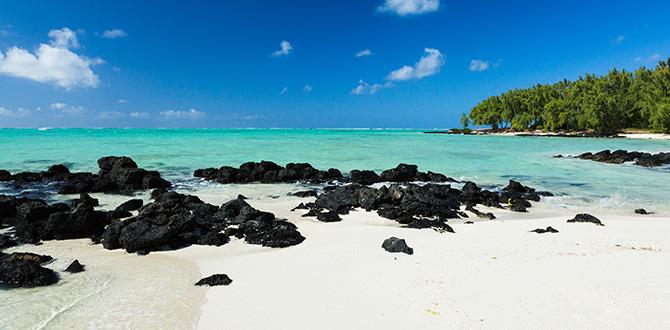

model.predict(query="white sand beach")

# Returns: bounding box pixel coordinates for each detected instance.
[175,185,670,330]
[3,185,670,329]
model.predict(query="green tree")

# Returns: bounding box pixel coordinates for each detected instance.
[460,113,470,129]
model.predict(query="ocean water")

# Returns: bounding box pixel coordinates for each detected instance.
[1,128,669,212]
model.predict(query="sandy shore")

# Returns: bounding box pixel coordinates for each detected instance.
[619,133,670,140]
[165,186,670,329]
[3,185,670,329]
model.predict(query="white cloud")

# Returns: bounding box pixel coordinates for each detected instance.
[130,111,149,118]
[350,80,389,95]
[271,40,293,57]
[469,59,491,72]
[377,0,439,16]
[279,86,288,95]
[0,28,103,89]
[355,49,373,57]
[99,111,123,119]
[159,108,205,119]
[48,28,79,49]
[117,99,128,104]
[0,106,30,117]
[50,102,85,115]
[101,29,127,39]
[387,48,444,81]
[303,84,313,93]
[50,102,66,110]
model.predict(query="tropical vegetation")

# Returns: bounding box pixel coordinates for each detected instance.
[468,57,670,134]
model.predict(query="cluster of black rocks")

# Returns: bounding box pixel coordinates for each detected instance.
[1,193,129,245]
[293,179,552,233]
[194,161,343,184]
[102,191,304,254]
[194,162,457,186]
[567,150,670,168]
[0,158,558,289]
[0,156,170,194]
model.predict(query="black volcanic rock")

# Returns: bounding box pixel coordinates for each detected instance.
[531,226,559,234]
[316,210,341,222]
[350,170,381,185]
[195,274,232,286]
[116,199,143,212]
[101,193,304,253]
[64,260,85,273]
[0,233,18,249]
[0,252,59,288]
[0,170,11,181]
[289,190,318,198]
[635,208,650,215]
[567,213,604,226]
[576,150,670,168]
[194,161,342,184]
[381,237,413,255]
[8,156,171,194]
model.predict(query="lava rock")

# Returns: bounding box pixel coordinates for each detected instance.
[194,161,342,184]
[0,252,59,288]
[531,226,559,234]
[64,260,85,273]
[567,213,604,226]
[115,199,143,212]
[381,237,413,255]
[0,170,11,181]
[576,150,670,168]
[316,210,341,222]
[350,170,381,185]
[289,190,318,198]
[195,274,232,286]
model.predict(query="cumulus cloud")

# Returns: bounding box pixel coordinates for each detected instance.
[50,102,85,114]
[271,40,292,57]
[469,59,491,72]
[48,28,79,48]
[130,111,149,118]
[303,84,313,93]
[101,29,127,39]
[351,80,393,95]
[159,108,205,119]
[0,28,103,89]
[0,106,30,117]
[355,49,373,57]
[377,0,439,16]
[387,48,444,81]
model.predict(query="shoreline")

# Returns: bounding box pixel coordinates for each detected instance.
[424,130,670,140]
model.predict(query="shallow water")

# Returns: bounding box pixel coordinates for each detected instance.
[0,239,204,330]
[1,128,669,212]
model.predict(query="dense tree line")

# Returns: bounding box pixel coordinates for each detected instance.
[469,57,670,134]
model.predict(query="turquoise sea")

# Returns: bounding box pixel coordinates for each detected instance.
[1,128,669,212]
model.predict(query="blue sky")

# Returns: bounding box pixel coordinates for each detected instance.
[0,0,669,128]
